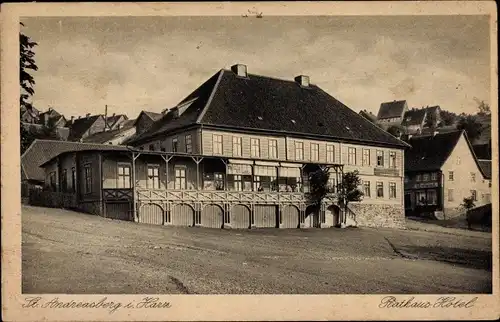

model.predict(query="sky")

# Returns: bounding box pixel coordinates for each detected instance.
[22,15,491,119]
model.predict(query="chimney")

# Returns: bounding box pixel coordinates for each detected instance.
[48,107,53,112]
[112,113,116,117]
[231,64,247,77]
[78,115,81,120]
[433,131,439,136]
[70,116,74,124]
[408,134,413,140]
[86,113,90,119]
[294,75,310,87]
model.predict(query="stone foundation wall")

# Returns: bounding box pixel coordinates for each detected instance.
[349,203,406,229]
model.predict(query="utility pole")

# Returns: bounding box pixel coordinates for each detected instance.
[104,104,108,132]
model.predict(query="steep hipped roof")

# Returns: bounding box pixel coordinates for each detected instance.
[21,139,129,182]
[478,160,492,179]
[472,142,491,160]
[377,100,407,120]
[401,109,427,126]
[405,131,462,172]
[67,115,103,140]
[131,69,408,148]
[405,130,488,178]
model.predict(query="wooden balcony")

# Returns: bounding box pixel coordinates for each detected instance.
[136,188,337,205]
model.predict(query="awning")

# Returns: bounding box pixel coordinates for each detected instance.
[255,161,280,167]
[279,167,301,177]
[279,162,302,168]
[227,163,252,175]
[228,159,254,165]
[254,165,278,176]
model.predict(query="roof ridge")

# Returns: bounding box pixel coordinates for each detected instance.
[221,68,318,86]
[196,69,225,123]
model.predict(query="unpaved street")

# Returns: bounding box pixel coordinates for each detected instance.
[22,206,492,294]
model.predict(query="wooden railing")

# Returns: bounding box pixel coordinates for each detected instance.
[103,188,133,201]
[136,188,337,204]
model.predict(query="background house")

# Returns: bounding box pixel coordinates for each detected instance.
[376,100,408,129]
[83,119,136,145]
[66,114,106,141]
[404,130,491,219]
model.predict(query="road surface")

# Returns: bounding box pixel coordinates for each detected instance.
[22,206,492,294]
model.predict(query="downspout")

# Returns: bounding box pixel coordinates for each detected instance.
[441,170,445,220]
[99,153,104,218]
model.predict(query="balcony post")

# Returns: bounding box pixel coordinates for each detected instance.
[131,152,141,222]
[161,154,173,191]
[191,156,204,190]
[221,159,228,191]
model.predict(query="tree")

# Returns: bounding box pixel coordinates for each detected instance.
[387,124,406,137]
[461,196,475,211]
[20,22,38,111]
[474,98,490,116]
[439,110,457,126]
[337,170,364,227]
[308,169,363,228]
[456,115,483,142]
[20,23,38,154]
[308,167,330,213]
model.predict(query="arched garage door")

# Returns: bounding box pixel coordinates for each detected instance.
[171,204,194,226]
[254,205,277,228]
[326,205,340,227]
[231,204,250,229]
[202,204,223,228]
[139,203,164,225]
[281,205,299,228]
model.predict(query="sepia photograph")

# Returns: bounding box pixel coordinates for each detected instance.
[2,1,498,321]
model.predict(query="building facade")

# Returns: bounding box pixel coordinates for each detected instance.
[404,130,491,219]
[37,65,409,229]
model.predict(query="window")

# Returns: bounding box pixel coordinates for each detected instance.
[148,144,155,151]
[348,147,356,165]
[185,135,192,153]
[389,182,397,199]
[171,138,178,152]
[311,143,319,161]
[300,211,305,224]
[376,182,384,198]
[251,138,260,158]
[376,150,384,167]
[61,169,67,192]
[404,176,409,183]
[224,211,231,224]
[471,190,477,201]
[423,173,430,181]
[456,157,461,165]
[147,165,160,189]
[232,137,242,157]
[416,191,427,205]
[363,181,371,197]
[213,134,223,155]
[326,145,335,163]
[253,176,261,191]
[294,141,304,160]
[117,164,131,188]
[84,164,92,194]
[268,139,278,159]
[416,174,422,182]
[470,172,476,182]
[327,176,336,193]
[431,172,438,181]
[49,171,57,191]
[214,173,224,190]
[427,190,437,205]
[233,175,243,191]
[448,171,454,181]
[71,167,76,192]
[363,149,370,166]
[448,189,454,201]
[389,152,396,168]
[174,167,186,190]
